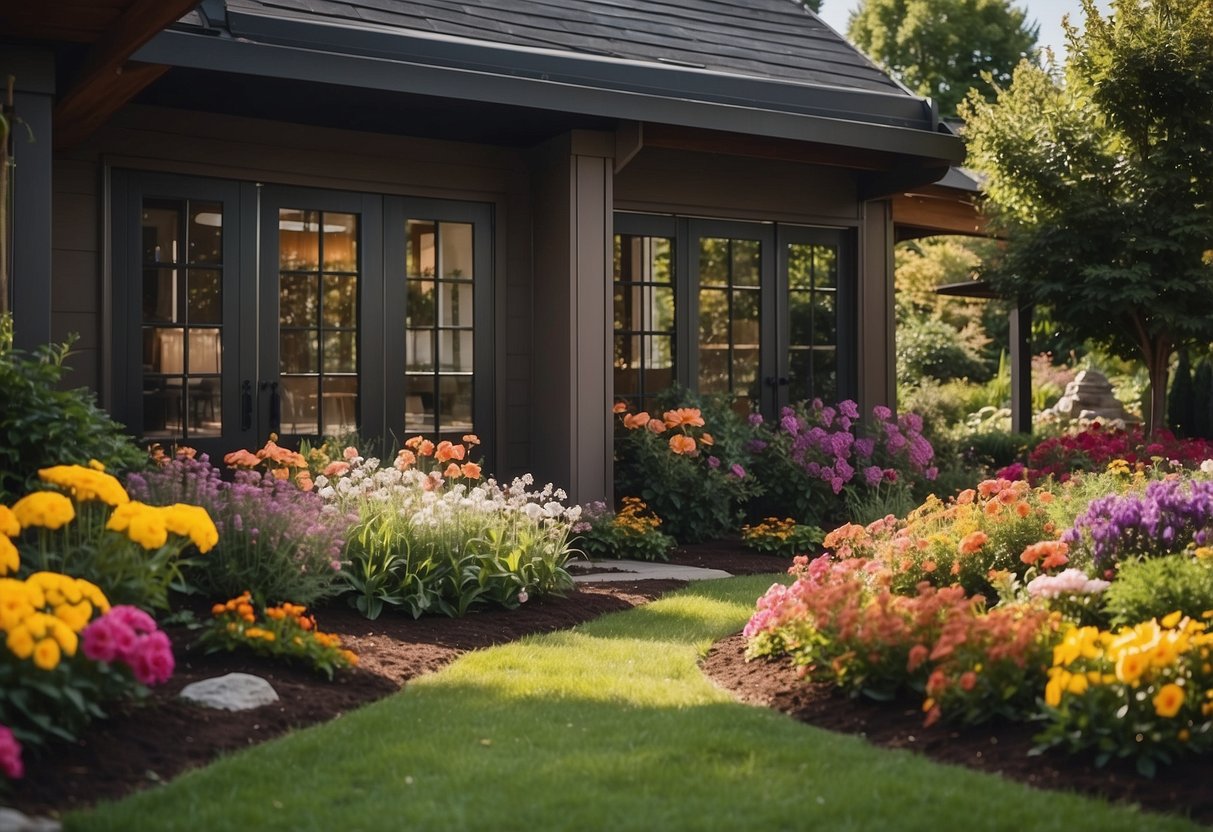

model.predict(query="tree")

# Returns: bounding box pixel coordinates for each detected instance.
[847,0,1038,115]
[961,0,1213,435]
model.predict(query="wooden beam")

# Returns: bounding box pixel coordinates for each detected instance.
[53,0,200,149]
[891,192,987,240]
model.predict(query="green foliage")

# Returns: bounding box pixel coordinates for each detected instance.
[0,315,145,500]
[961,0,1213,432]
[1101,555,1213,628]
[1194,357,1213,439]
[1167,348,1196,438]
[894,236,997,328]
[847,0,1038,115]
[897,315,992,383]
[574,498,675,562]
[739,517,824,558]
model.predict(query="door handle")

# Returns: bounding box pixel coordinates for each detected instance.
[241,380,253,431]
[260,380,281,433]
[764,376,790,388]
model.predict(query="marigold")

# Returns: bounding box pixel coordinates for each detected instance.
[668,434,697,455]
[11,492,75,531]
[1153,683,1185,718]
[958,531,988,556]
[623,411,651,430]
[38,465,130,507]
[646,419,667,435]
[0,505,20,537]
[0,537,17,576]
[32,637,61,671]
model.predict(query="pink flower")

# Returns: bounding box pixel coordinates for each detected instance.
[131,632,175,686]
[517,590,529,604]
[109,605,156,635]
[323,461,351,477]
[343,446,360,460]
[82,618,120,663]
[0,725,22,780]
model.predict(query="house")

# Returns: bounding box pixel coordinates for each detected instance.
[1,0,964,503]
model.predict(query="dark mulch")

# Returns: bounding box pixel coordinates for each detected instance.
[702,632,1213,827]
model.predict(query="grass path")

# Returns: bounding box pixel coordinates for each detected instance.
[70,576,1200,831]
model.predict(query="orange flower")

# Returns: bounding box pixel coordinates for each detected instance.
[404,435,424,450]
[960,671,978,692]
[956,489,976,505]
[394,449,417,471]
[663,408,705,428]
[1021,541,1069,567]
[646,419,667,435]
[323,461,350,478]
[959,531,989,556]
[623,412,651,430]
[1038,492,1055,504]
[613,402,628,414]
[669,435,697,455]
[1016,501,1031,518]
[1154,683,1185,718]
[700,432,715,446]
[462,434,481,446]
[443,463,462,478]
[418,440,435,457]
[295,471,314,492]
[435,441,456,463]
[461,462,482,479]
[223,449,260,468]
[984,501,1003,518]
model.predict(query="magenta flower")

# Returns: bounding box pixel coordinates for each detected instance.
[0,725,23,780]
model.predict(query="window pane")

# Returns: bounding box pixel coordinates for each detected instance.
[732,290,760,347]
[323,376,359,434]
[699,238,729,286]
[699,346,729,393]
[322,274,358,328]
[407,220,436,277]
[650,286,675,331]
[789,347,812,403]
[281,376,319,435]
[441,222,474,279]
[405,375,435,434]
[734,347,760,388]
[789,290,813,347]
[438,282,473,327]
[613,286,626,331]
[279,209,320,271]
[187,380,222,437]
[814,245,838,289]
[188,202,223,265]
[188,269,222,324]
[143,268,178,323]
[323,213,358,272]
[438,330,474,373]
[187,328,222,374]
[407,280,435,327]
[322,331,357,373]
[731,239,761,287]
[281,330,318,374]
[814,290,837,345]
[614,351,640,398]
[143,378,184,437]
[438,376,474,433]
[616,235,672,284]
[787,243,814,290]
[406,328,435,371]
[280,273,318,327]
[142,202,180,264]
[699,288,729,345]
[146,327,184,374]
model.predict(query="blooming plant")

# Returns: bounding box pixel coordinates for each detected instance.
[128,450,351,606]
[1063,478,1213,576]
[202,591,357,679]
[223,435,315,492]
[740,517,824,558]
[0,543,174,750]
[1036,612,1213,776]
[613,401,759,543]
[1002,423,1213,486]
[744,400,937,529]
[572,498,674,562]
[6,465,217,611]
[0,725,21,781]
[317,446,577,619]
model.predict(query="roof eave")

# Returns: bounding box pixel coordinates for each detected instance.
[133,26,965,164]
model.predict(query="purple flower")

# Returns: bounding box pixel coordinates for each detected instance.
[872,405,893,422]
[839,400,860,420]
[744,439,768,454]
[820,407,836,428]
[854,438,875,459]
[748,413,764,426]
[780,414,800,435]
[707,455,721,469]
[864,466,883,487]
[729,463,746,479]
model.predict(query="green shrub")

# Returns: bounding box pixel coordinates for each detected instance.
[896,316,991,383]
[573,498,674,562]
[0,315,145,500]
[1101,555,1213,628]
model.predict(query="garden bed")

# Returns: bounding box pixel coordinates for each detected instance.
[702,632,1213,826]
[10,546,781,819]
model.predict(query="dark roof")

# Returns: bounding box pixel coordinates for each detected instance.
[215,0,903,96]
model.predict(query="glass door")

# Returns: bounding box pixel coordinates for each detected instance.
[111,172,255,460]
[259,187,384,445]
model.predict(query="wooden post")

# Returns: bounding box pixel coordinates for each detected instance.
[1009,301,1033,434]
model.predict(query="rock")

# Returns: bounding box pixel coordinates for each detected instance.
[0,808,61,832]
[1046,369,1139,425]
[179,673,280,711]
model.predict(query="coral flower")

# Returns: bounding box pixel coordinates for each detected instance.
[461,462,482,480]
[1153,683,1185,718]
[418,440,436,457]
[322,461,350,478]
[668,435,697,455]
[700,432,715,446]
[462,434,481,446]
[223,449,260,468]
[663,408,705,429]
[613,401,628,414]
[959,531,989,556]
[646,419,667,435]
[443,463,462,479]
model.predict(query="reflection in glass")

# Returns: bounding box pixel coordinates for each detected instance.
[188,381,222,437]
[188,202,223,264]
[698,238,729,286]
[699,347,729,393]
[406,328,435,372]
[407,280,435,327]
[784,241,841,400]
[187,329,221,374]
[143,268,178,323]
[438,376,474,433]
[322,376,358,434]
[322,274,358,327]
[441,223,473,278]
[323,213,358,272]
[407,220,436,277]
[280,273,318,327]
[188,269,222,324]
[143,378,184,438]
[438,282,473,327]
[142,202,180,264]
[280,331,318,374]
[281,376,319,436]
[438,330,474,373]
[279,209,320,271]
[732,291,760,346]
[731,239,761,286]
[405,375,435,433]
[613,233,677,410]
[322,331,357,373]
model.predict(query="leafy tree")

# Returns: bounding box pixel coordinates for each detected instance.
[961,0,1213,435]
[847,0,1038,115]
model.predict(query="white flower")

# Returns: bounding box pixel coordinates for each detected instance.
[1026,568,1110,599]
[1201,459,1213,474]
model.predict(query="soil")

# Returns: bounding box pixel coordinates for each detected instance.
[13,543,1203,826]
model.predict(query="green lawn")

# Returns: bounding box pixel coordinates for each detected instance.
[69,576,1200,831]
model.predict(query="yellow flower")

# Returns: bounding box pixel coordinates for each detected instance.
[0,536,18,576]
[1161,610,1184,629]
[6,626,35,659]
[164,504,218,553]
[1153,683,1185,718]
[128,511,169,550]
[0,505,19,537]
[1044,675,1064,708]
[32,637,61,671]
[1114,651,1148,685]
[54,600,94,633]
[12,491,76,530]
[38,465,130,507]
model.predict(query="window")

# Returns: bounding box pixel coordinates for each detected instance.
[613,233,675,412]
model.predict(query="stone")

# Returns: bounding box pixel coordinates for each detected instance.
[179,673,280,712]
[1046,369,1139,425]
[0,808,61,832]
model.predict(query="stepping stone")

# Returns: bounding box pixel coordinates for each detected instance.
[179,673,280,711]
[0,808,61,832]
